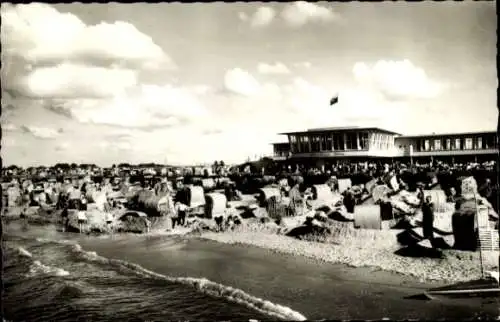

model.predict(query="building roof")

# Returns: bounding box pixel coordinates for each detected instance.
[270,142,289,145]
[280,126,401,136]
[400,130,497,139]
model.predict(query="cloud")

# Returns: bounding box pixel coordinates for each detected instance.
[241,3,338,29]
[238,12,248,22]
[281,2,338,27]
[224,68,262,96]
[98,141,132,152]
[257,62,291,75]
[43,84,208,129]
[220,67,414,134]
[353,59,444,100]
[1,3,175,106]
[294,61,312,69]
[20,125,60,139]
[240,6,276,28]
[202,128,224,136]
[16,63,138,99]
[1,3,171,70]
[55,142,70,151]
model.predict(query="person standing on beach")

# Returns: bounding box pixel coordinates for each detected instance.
[105,211,114,234]
[61,208,69,232]
[416,185,425,207]
[171,202,180,229]
[343,187,356,214]
[288,179,303,216]
[176,201,188,227]
[422,195,435,241]
[77,209,87,234]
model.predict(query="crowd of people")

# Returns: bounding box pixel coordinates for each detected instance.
[3,158,497,236]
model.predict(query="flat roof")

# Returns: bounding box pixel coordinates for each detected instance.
[270,142,289,145]
[400,130,497,139]
[280,126,401,136]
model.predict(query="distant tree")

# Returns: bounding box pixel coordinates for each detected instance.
[55,163,70,170]
[70,163,78,169]
[219,160,225,167]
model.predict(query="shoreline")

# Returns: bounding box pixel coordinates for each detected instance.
[4,214,498,286]
[198,230,498,285]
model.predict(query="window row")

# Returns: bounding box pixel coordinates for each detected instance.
[288,132,371,153]
[416,136,496,152]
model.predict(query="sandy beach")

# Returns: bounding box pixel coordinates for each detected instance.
[199,228,498,284]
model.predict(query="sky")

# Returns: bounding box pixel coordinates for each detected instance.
[1,2,497,167]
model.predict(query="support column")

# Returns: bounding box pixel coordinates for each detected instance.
[343,133,347,150]
[356,133,361,150]
[308,136,312,153]
[331,133,335,151]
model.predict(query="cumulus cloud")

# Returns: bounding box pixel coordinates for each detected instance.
[16,63,137,99]
[241,3,338,29]
[257,62,291,75]
[220,67,416,135]
[353,59,444,100]
[281,2,338,27]
[224,68,262,96]
[240,6,276,28]
[1,3,171,69]
[43,84,208,129]
[1,3,174,104]
[21,125,60,139]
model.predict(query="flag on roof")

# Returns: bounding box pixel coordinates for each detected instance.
[330,95,339,106]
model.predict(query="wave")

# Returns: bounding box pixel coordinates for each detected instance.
[30,236,307,321]
[71,243,307,321]
[17,247,33,258]
[27,260,71,278]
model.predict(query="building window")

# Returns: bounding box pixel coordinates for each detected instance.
[338,134,346,151]
[446,139,451,150]
[311,136,320,152]
[455,138,461,150]
[304,136,310,152]
[345,134,352,150]
[434,139,441,150]
[424,140,430,151]
[344,133,357,150]
[477,137,483,149]
[465,138,473,150]
[320,135,329,151]
[360,132,369,150]
[484,134,494,149]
